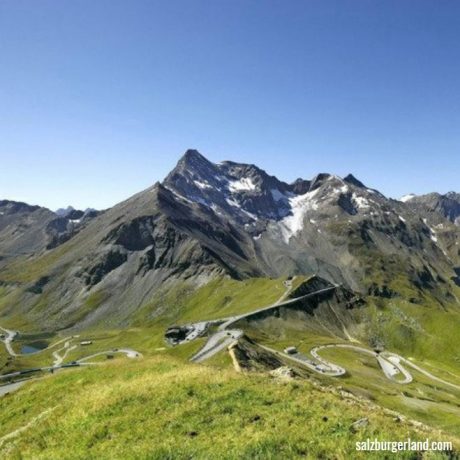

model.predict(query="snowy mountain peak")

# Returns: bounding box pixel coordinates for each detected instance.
[400,194,416,203]
[161,150,390,241]
[163,150,294,225]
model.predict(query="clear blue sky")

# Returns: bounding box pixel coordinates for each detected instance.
[1,1,459,210]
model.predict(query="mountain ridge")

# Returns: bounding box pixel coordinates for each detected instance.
[0,149,458,331]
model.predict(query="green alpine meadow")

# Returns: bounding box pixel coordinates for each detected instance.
[1,2,460,458]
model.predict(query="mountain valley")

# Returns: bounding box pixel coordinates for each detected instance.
[1,150,459,457]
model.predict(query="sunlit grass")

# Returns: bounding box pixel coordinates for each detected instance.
[1,354,456,459]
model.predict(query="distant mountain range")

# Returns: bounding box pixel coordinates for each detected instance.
[0,149,458,329]
[400,192,460,226]
[0,200,101,255]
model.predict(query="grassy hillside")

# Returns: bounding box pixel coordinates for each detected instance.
[0,274,305,332]
[2,274,460,459]
[1,355,457,459]
[0,275,299,375]
[364,296,460,369]
[248,326,460,437]
[133,276,307,327]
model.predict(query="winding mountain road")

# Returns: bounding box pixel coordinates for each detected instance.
[381,352,460,391]
[77,348,142,363]
[190,330,243,363]
[0,326,18,356]
[217,284,337,332]
[173,284,460,390]
[310,344,413,383]
[258,343,346,377]
[189,281,337,362]
[0,326,80,359]
[0,325,142,397]
[52,341,78,367]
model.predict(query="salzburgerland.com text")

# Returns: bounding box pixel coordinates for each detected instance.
[356,438,453,454]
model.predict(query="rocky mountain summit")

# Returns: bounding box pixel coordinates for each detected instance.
[162,150,391,243]
[0,200,100,261]
[0,150,458,329]
[56,206,99,220]
[402,192,460,226]
[161,150,457,292]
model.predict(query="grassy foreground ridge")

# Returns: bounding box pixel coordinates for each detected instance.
[0,355,457,459]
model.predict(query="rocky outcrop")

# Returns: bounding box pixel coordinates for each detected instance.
[405,192,460,226]
[0,150,458,329]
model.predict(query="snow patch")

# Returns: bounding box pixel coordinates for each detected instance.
[226,197,241,208]
[228,177,257,192]
[210,204,223,216]
[164,186,195,205]
[352,193,370,209]
[277,188,320,242]
[424,221,441,245]
[400,194,416,203]
[194,180,212,190]
[193,196,210,207]
[226,198,257,220]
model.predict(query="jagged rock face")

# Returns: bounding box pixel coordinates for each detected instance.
[0,150,459,329]
[400,192,460,268]
[56,206,99,220]
[236,282,364,342]
[404,192,460,226]
[46,208,102,249]
[0,200,53,258]
[161,151,456,296]
[0,200,101,260]
[163,149,295,229]
[164,150,391,242]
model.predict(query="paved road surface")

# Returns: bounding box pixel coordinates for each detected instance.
[190,330,243,363]
[0,323,143,398]
[0,325,80,358]
[311,344,413,383]
[77,348,143,363]
[0,326,18,356]
[218,285,337,331]
[258,344,346,376]
[0,380,27,397]
[382,352,460,390]
[189,283,337,362]
[172,284,460,390]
